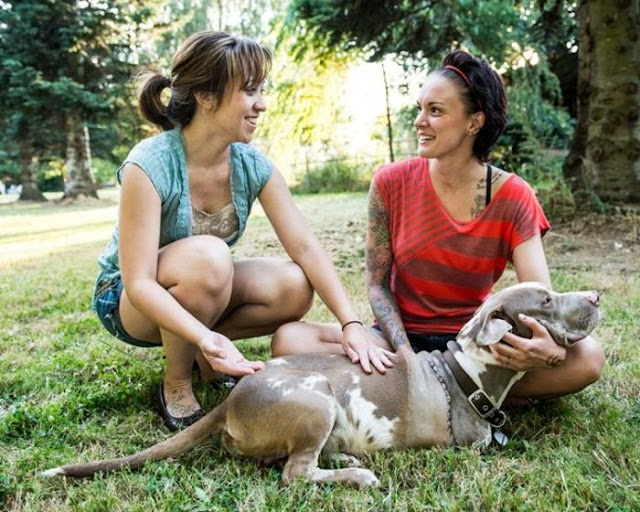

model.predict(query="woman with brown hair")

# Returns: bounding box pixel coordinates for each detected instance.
[92,31,392,431]
[273,50,604,402]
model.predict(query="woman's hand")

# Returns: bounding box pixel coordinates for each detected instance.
[490,314,566,371]
[341,323,395,374]
[199,332,265,377]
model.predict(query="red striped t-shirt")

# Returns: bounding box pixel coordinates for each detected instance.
[373,157,550,334]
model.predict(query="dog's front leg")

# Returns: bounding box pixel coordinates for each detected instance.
[283,450,380,488]
[279,400,380,487]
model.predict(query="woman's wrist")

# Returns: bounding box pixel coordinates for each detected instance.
[341,320,364,331]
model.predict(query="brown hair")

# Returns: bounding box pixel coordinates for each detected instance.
[438,50,507,162]
[136,31,272,130]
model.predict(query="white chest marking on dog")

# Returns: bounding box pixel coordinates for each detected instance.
[455,351,523,405]
[332,388,398,455]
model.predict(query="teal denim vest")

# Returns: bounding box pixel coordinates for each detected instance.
[92,128,273,309]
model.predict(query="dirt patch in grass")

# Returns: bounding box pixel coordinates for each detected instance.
[237,196,640,285]
[544,213,639,275]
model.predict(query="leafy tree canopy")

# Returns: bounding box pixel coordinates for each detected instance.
[0,0,155,157]
[283,0,521,64]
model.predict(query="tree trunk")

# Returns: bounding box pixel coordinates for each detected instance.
[62,112,99,200]
[563,0,640,206]
[381,61,395,163]
[17,139,47,202]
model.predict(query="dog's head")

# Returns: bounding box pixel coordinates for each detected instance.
[458,282,600,348]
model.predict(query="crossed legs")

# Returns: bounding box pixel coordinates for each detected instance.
[272,321,604,400]
[271,321,392,358]
[508,335,605,399]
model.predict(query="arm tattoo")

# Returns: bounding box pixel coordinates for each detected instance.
[366,181,410,350]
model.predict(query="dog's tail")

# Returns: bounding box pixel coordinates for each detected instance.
[41,401,228,478]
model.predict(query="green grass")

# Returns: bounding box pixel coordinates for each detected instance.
[0,191,638,511]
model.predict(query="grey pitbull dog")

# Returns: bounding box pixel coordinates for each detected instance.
[43,282,600,486]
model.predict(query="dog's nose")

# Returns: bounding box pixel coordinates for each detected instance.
[586,291,600,307]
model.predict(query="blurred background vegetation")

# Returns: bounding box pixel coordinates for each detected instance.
[1,1,638,216]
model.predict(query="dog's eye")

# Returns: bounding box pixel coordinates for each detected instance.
[541,296,553,306]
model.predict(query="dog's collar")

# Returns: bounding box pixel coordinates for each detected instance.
[443,340,507,429]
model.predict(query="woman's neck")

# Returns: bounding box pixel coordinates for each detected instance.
[428,156,485,189]
[182,119,230,170]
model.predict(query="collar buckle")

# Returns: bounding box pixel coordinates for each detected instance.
[467,389,507,428]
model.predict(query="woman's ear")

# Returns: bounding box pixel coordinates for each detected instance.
[467,111,485,136]
[194,91,215,110]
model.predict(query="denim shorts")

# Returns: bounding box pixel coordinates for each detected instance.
[373,326,455,353]
[94,278,158,348]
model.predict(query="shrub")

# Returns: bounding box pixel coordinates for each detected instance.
[291,157,375,194]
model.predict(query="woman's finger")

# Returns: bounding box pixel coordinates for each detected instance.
[379,351,395,368]
[246,360,266,371]
[367,349,387,374]
[518,314,547,336]
[356,347,373,374]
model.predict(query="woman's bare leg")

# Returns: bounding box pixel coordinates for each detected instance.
[508,336,605,398]
[196,257,314,381]
[216,258,314,339]
[271,321,392,357]
[119,235,234,418]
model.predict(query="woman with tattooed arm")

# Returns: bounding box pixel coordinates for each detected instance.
[272,50,604,400]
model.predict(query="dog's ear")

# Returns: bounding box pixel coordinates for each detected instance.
[460,304,513,346]
[476,317,513,345]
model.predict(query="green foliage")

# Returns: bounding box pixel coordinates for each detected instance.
[524,0,579,115]
[284,0,520,63]
[291,157,374,194]
[29,156,118,192]
[257,33,361,182]
[0,148,18,184]
[0,0,156,188]
[1,1,153,114]
[36,159,65,193]
[152,0,285,68]
[261,48,351,147]
[506,61,574,150]
[490,55,576,218]
[91,158,119,187]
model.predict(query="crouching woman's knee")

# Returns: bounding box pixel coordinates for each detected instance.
[271,322,304,357]
[574,336,606,388]
[161,235,234,307]
[188,236,233,292]
[275,262,314,320]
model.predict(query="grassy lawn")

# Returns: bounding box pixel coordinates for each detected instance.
[0,191,638,511]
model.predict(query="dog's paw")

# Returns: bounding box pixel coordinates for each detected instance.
[353,469,380,488]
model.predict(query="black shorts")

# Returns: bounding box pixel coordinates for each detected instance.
[373,326,455,353]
